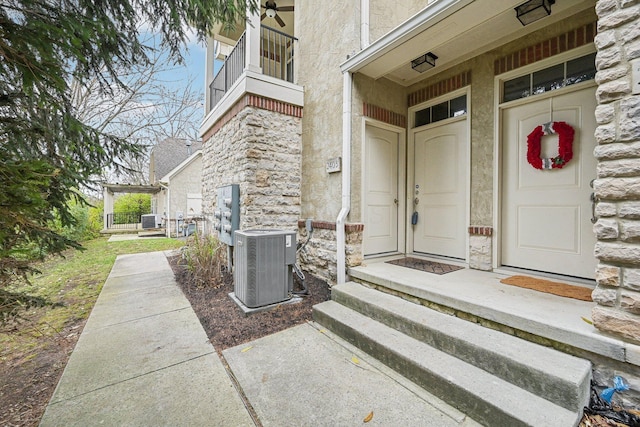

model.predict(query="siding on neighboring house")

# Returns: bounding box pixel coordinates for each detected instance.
[149,138,203,236]
[160,154,203,220]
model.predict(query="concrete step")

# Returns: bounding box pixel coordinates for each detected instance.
[313,282,591,427]
[331,281,592,412]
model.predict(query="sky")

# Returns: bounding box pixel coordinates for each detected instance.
[154,36,207,97]
[181,40,207,96]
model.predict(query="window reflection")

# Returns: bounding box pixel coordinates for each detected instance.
[414,95,467,128]
[502,52,595,103]
[567,52,597,85]
[532,63,564,94]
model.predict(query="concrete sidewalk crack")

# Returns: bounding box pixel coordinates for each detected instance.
[48,351,216,405]
[218,351,263,427]
[82,306,192,331]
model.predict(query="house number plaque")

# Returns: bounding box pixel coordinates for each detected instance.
[326,157,342,173]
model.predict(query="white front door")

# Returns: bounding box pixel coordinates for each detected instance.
[501,86,597,279]
[412,119,467,258]
[363,125,400,256]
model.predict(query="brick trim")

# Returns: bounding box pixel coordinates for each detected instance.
[202,94,303,141]
[407,71,472,107]
[363,103,407,128]
[468,226,493,236]
[494,22,596,75]
[297,220,364,233]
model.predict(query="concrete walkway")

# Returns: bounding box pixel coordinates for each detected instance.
[40,251,478,426]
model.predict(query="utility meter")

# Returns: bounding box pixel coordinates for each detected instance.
[216,184,239,245]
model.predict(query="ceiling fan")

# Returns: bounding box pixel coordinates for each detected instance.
[261,1,294,28]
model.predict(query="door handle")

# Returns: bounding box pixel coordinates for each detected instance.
[394,198,398,205]
[590,192,598,224]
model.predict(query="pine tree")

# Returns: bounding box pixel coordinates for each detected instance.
[0,0,257,314]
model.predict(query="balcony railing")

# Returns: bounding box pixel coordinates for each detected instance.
[210,32,246,109]
[208,25,297,111]
[261,25,296,84]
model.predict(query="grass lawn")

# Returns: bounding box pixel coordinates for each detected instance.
[0,236,185,367]
[1,236,186,426]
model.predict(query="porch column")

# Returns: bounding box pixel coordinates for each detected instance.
[103,186,114,231]
[245,5,262,74]
[205,36,215,112]
[591,1,640,343]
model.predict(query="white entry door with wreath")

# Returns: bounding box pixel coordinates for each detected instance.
[501,85,597,279]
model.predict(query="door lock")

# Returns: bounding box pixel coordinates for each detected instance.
[414,197,419,206]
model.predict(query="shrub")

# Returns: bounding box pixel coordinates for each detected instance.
[113,193,151,216]
[181,233,226,287]
[51,197,102,242]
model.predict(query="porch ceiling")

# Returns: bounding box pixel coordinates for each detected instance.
[211,0,295,43]
[343,0,595,87]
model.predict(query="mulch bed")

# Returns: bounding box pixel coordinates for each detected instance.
[168,255,331,351]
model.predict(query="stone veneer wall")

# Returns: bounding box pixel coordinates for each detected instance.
[201,97,302,234]
[296,220,364,285]
[592,0,640,344]
[468,226,493,271]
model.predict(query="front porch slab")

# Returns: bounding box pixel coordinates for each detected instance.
[349,261,636,366]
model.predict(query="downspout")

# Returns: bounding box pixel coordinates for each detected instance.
[336,0,366,285]
[159,182,170,238]
[361,0,370,49]
[336,71,352,285]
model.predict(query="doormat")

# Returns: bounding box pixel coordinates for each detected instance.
[500,275,593,302]
[386,258,464,275]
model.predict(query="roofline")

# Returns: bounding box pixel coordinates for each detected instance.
[159,149,203,182]
[340,0,474,74]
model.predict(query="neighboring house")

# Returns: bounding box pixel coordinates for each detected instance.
[200,0,640,413]
[149,138,203,237]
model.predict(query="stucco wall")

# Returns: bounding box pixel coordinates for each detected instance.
[369,0,436,43]
[296,1,360,223]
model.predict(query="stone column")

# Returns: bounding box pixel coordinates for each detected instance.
[592,0,640,343]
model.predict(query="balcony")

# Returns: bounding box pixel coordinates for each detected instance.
[201,8,304,135]
[209,26,297,110]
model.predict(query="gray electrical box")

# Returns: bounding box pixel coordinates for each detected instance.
[234,229,296,308]
[214,184,240,246]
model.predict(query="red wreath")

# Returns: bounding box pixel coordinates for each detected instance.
[526,121,575,170]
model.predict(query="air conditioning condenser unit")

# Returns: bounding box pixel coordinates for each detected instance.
[234,229,296,308]
[141,214,161,229]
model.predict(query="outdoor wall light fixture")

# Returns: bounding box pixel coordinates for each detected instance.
[265,7,277,18]
[411,52,438,73]
[515,0,555,26]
